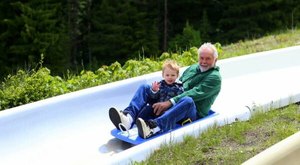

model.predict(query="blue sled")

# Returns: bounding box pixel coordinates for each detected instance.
[111,110,218,145]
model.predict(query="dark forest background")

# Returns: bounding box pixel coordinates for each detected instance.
[0,0,299,78]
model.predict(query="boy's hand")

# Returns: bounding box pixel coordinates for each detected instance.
[152,81,160,92]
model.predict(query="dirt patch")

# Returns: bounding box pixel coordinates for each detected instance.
[243,127,274,146]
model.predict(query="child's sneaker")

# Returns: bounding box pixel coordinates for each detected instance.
[109,107,132,131]
[136,118,160,139]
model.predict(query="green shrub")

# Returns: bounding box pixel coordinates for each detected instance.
[0,68,69,110]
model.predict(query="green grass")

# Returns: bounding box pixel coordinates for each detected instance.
[220,29,300,59]
[134,29,300,165]
[136,104,300,165]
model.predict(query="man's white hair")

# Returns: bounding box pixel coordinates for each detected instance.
[197,43,218,59]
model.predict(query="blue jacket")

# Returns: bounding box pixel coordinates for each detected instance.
[150,80,184,103]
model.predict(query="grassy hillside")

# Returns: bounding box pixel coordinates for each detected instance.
[135,29,300,164]
[221,29,300,59]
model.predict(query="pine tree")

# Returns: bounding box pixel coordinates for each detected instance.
[88,0,159,67]
[200,10,211,42]
[168,21,201,51]
[0,1,69,75]
[0,0,20,77]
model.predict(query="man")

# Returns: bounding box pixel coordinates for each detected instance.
[136,42,222,138]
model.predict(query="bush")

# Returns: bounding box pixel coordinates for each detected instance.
[0,68,70,110]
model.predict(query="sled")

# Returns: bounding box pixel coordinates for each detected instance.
[111,110,218,145]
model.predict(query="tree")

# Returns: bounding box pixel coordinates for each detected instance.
[217,0,300,43]
[163,0,168,51]
[0,1,69,76]
[200,10,211,42]
[0,0,20,77]
[67,0,93,71]
[168,21,201,51]
[88,0,159,67]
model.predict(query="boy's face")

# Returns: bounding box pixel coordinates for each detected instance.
[162,67,178,85]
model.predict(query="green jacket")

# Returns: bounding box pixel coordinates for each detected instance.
[172,64,222,118]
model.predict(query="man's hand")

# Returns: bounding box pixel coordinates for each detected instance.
[152,101,172,116]
[151,81,160,92]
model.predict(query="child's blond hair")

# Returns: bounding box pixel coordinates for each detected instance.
[162,60,180,75]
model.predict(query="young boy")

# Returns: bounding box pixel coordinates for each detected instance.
[109,60,183,132]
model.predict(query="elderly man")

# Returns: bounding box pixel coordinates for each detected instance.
[136,42,222,138]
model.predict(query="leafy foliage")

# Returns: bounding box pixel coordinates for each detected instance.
[0,68,69,110]
[0,46,200,111]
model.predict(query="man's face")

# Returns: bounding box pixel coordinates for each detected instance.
[198,47,216,72]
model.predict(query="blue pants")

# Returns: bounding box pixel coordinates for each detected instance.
[124,84,198,132]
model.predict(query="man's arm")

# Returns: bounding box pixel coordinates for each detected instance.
[173,74,221,103]
[152,82,184,115]
[152,100,172,116]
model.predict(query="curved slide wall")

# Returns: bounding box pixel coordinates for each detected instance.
[0,46,300,164]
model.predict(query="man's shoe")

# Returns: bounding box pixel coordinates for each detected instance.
[136,118,159,139]
[109,107,131,130]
